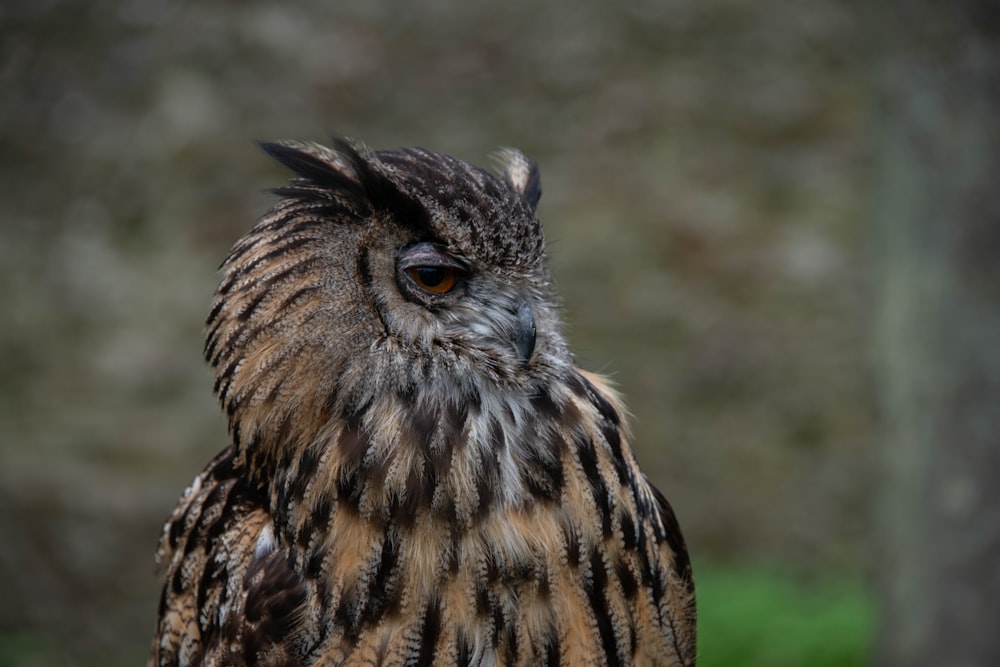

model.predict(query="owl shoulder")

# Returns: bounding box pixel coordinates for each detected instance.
[152,447,307,666]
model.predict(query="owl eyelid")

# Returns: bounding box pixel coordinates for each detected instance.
[397,242,466,273]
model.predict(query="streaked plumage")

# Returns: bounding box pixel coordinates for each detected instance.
[150,139,696,666]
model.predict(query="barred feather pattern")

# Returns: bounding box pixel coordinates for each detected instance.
[150,140,696,666]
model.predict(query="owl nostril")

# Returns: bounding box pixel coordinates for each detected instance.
[512,301,536,366]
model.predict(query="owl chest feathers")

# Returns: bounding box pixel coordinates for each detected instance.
[203,370,691,666]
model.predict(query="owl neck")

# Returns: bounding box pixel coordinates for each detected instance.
[248,369,594,548]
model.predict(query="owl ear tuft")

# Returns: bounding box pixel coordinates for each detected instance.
[494,148,542,212]
[258,139,368,202]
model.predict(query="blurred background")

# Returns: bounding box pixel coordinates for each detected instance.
[3,1,996,666]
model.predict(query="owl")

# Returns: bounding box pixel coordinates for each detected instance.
[150,139,696,666]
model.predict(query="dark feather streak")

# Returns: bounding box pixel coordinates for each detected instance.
[258,141,367,204]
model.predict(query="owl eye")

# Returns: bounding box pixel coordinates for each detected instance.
[405,266,459,294]
[396,242,467,302]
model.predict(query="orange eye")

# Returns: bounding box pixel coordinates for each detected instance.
[406,266,459,294]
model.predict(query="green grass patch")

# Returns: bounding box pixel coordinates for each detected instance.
[0,634,142,667]
[695,565,874,667]
[0,634,71,667]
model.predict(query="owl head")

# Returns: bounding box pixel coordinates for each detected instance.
[205,140,573,472]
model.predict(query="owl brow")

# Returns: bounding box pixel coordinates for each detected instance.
[260,139,435,238]
[336,141,436,236]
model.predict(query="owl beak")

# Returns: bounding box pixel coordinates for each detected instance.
[512,301,536,366]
